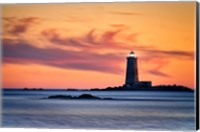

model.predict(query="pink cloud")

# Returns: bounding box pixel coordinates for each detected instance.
[3,17,39,35]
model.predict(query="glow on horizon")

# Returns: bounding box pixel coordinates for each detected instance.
[2,2,196,89]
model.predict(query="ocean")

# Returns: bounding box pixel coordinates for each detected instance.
[1,89,195,130]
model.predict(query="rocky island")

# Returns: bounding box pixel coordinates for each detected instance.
[45,94,112,100]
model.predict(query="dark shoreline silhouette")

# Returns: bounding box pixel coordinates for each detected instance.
[23,88,44,91]
[3,84,194,92]
[89,85,193,92]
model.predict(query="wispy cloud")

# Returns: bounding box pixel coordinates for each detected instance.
[148,70,170,77]
[144,49,194,60]
[41,28,138,50]
[41,28,194,59]
[3,39,124,74]
[40,27,194,77]
[139,49,194,77]
[147,60,171,77]
[2,19,194,78]
[3,17,39,35]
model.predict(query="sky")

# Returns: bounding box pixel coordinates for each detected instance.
[1,2,196,89]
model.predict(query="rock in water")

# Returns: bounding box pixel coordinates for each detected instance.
[77,94,101,99]
[46,94,101,100]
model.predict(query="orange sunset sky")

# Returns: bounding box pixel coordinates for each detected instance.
[2,2,196,89]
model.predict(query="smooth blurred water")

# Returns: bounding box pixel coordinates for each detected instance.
[1,89,195,130]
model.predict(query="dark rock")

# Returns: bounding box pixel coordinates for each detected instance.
[77,94,101,99]
[46,94,103,100]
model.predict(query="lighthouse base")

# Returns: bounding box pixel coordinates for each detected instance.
[124,81,152,89]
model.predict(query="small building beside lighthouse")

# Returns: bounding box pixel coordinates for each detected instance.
[124,51,152,89]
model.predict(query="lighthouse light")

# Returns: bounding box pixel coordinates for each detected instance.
[128,51,136,57]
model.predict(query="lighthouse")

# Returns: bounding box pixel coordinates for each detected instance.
[125,51,139,86]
